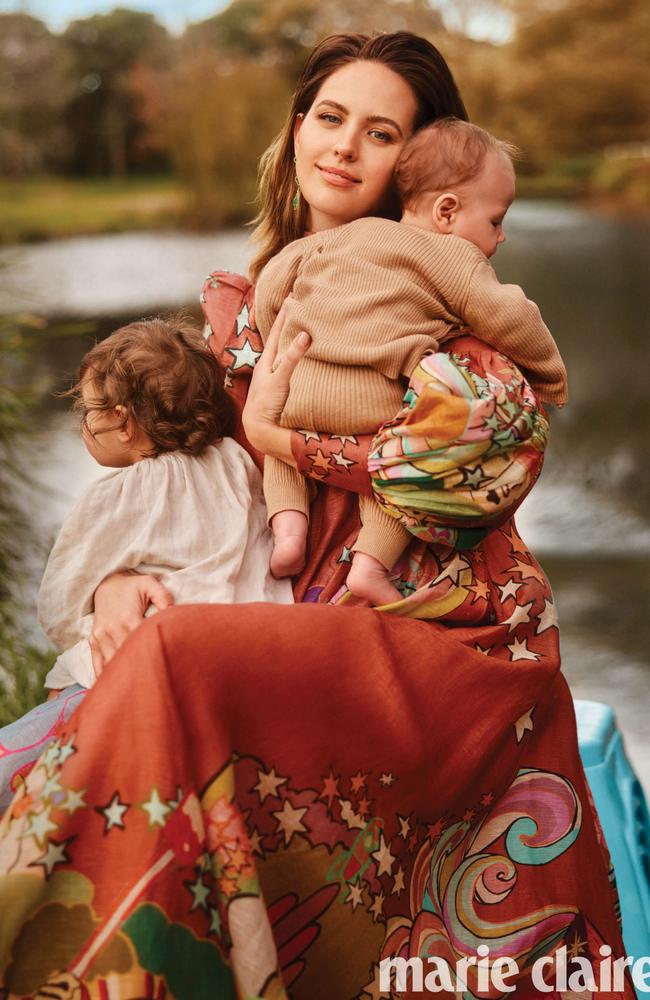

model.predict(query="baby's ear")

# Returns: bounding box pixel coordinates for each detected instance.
[433,192,459,231]
[115,405,134,442]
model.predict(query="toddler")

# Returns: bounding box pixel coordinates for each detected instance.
[40,316,292,692]
[255,118,568,607]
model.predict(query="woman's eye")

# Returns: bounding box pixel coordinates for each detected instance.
[319,112,341,125]
[369,129,392,143]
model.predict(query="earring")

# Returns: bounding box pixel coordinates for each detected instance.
[292,155,300,212]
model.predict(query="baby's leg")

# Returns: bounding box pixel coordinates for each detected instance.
[347,497,410,605]
[264,456,310,578]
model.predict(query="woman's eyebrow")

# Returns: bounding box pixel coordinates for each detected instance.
[315,100,403,137]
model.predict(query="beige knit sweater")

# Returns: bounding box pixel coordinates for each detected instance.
[255,216,567,436]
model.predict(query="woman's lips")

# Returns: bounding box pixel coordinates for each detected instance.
[317,165,360,187]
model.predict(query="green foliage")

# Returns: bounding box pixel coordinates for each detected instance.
[0,314,57,720]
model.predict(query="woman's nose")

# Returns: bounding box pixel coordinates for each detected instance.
[334,130,357,161]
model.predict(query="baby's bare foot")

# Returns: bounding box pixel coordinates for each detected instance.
[270,510,308,578]
[346,552,402,606]
[271,536,306,578]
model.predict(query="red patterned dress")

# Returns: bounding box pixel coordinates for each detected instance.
[0,271,631,1000]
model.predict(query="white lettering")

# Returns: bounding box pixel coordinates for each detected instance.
[613,956,634,992]
[477,945,491,993]
[379,957,423,992]
[531,956,555,992]
[455,954,477,990]
[491,957,517,992]
[632,957,650,992]
[567,957,596,992]
[424,958,455,992]
[555,946,568,991]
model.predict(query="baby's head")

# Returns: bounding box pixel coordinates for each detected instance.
[70,316,234,467]
[395,118,518,258]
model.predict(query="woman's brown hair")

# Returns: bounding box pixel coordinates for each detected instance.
[249,31,467,282]
[71,316,235,457]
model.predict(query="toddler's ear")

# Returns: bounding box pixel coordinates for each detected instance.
[433,192,459,232]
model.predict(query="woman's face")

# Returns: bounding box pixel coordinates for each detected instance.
[294,60,419,232]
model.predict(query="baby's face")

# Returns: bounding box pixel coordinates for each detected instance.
[451,151,515,258]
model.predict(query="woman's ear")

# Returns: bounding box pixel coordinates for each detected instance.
[293,112,305,147]
[433,192,460,232]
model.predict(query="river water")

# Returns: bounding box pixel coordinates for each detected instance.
[1,202,649,788]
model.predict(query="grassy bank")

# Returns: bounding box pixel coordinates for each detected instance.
[0,176,188,244]
[1,156,648,245]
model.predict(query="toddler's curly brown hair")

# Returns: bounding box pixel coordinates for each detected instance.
[71,316,234,456]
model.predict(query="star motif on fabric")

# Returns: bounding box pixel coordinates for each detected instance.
[248,828,264,857]
[235,303,251,335]
[483,413,501,432]
[331,450,356,470]
[379,772,395,787]
[369,890,385,923]
[219,874,239,898]
[41,742,61,770]
[459,466,484,489]
[331,434,358,446]
[339,799,364,830]
[57,742,76,765]
[480,792,494,807]
[506,525,529,555]
[319,769,340,808]
[140,788,171,827]
[361,964,391,999]
[254,767,288,803]
[397,814,411,839]
[467,579,490,603]
[22,806,58,847]
[350,771,368,794]
[514,706,536,743]
[187,874,210,911]
[309,448,332,475]
[427,819,444,840]
[61,787,86,814]
[568,932,587,959]
[507,637,541,662]
[509,558,545,583]
[462,808,476,823]
[502,600,534,633]
[344,880,364,910]
[272,799,308,846]
[225,844,249,873]
[32,838,72,878]
[228,338,261,371]
[499,578,523,603]
[42,775,64,800]
[392,866,405,896]
[297,429,321,443]
[371,834,395,877]
[474,643,492,656]
[436,553,471,585]
[96,792,129,832]
[357,796,371,817]
[536,599,558,634]
[408,830,419,852]
[208,907,222,936]
[337,545,353,564]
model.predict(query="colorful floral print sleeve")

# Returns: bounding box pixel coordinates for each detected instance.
[0,270,632,999]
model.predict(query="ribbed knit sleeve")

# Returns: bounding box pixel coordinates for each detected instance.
[254,236,313,340]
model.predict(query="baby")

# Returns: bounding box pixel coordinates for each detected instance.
[40,316,293,692]
[255,118,568,607]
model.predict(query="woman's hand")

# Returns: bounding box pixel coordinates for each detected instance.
[90,571,174,676]
[242,303,311,464]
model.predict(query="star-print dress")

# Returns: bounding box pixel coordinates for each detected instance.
[0,271,632,1000]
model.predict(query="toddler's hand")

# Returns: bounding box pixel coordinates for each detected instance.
[90,571,174,675]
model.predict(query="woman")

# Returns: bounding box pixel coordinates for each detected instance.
[0,32,631,1000]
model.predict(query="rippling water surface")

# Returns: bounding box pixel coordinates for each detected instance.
[2,202,648,787]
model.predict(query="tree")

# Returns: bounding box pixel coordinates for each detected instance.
[0,15,73,176]
[61,8,171,176]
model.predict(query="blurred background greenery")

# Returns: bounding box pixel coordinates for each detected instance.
[0,0,648,242]
[0,0,648,778]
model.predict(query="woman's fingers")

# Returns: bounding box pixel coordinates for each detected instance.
[274,330,311,378]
